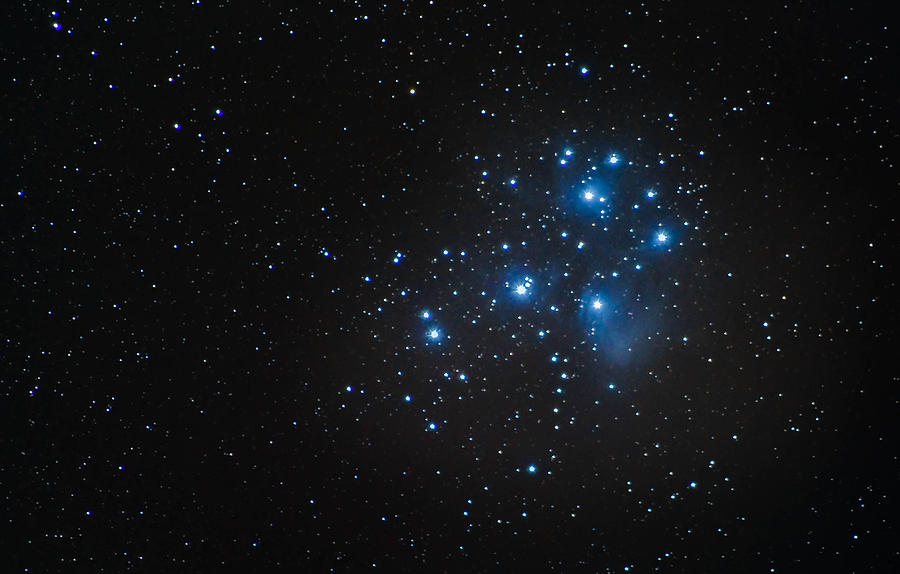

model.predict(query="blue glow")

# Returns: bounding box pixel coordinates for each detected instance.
[608,154,620,165]
[443,249,449,256]
[393,252,403,263]
[689,481,697,488]
[564,149,573,157]
[421,310,430,319]
[502,243,509,250]
[580,66,589,75]
[509,178,517,186]
[428,422,436,430]
[513,277,533,296]
[527,465,537,473]
[592,299,603,310]
[583,190,594,201]
[404,395,411,402]
[346,386,353,392]
[647,190,657,199]
[215,108,223,116]
[608,383,615,390]
[428,329,440,340]
[656,231,669,243]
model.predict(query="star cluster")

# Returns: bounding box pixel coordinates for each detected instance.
[3,2,895,572]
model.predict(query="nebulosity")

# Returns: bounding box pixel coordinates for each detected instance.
[404,139,705,375]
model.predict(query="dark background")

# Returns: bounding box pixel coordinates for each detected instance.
[2,1,896,572]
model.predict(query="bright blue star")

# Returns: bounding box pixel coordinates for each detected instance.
[428,329,440,340]
[646,190,657,199]
[656,231,669,243]
[608,154,620,165]
[513,277,533,296]
[527,465,537,473]
[592,299,603,310]
[580,66,589,75]
[583,190,594,201]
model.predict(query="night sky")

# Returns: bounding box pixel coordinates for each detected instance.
[3,1,897,572]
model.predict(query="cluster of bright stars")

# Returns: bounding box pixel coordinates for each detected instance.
[406,145,683,472]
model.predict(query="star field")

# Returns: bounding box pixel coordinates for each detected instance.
[2,1,897,572]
